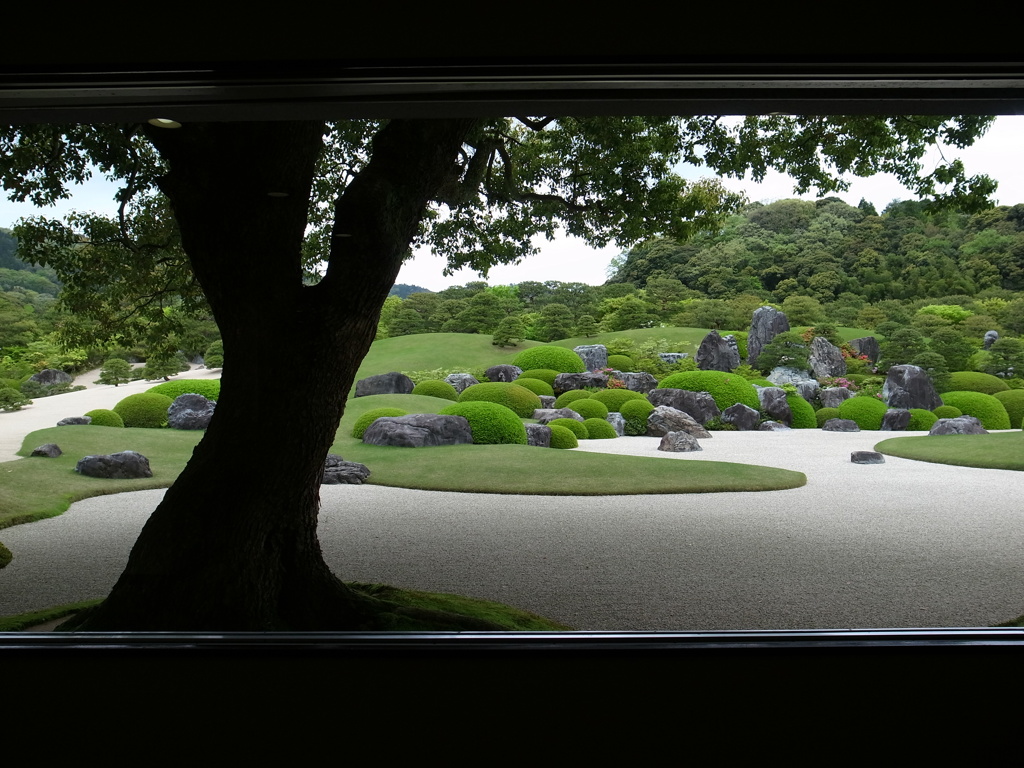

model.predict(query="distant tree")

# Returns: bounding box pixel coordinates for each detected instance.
[879,328,929,370]
[927,327,976,372]
[858,198,878,217]
[204,340,224,369]
[96,357,133,387]
[983,337,1024,378]
[602,295,658,332]
[491,316,526,347]
[142,350,190,381]
[533,303,575,342]
[781,295,824,325]
[754,332,810,374]
[910,351,951,392]
[574,314,599,338]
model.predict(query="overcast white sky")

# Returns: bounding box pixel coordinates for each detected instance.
[4,116,1023,291]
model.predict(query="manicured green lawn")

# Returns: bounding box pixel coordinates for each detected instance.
[354,333,542,383]
[875,431,1024,471]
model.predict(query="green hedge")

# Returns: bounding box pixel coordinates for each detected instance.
[458,382,542,418]
[815,407,840,427]
[353,407,408,439]
[547,424,578,449]
[83,408,125,428]
[113,392,174,429]
[657,370,760,411]
[786,394,817,429]
[582,418,618,439]
[512,377,555,398]
[941,372,1010,395]
[938,391,1012,430]
[518,368,559,386]
[607,354,634,370]
[548,417,588,439]
[566,398,609,420]
[907,409,939,431]
[589,388,647,411]
[620,399,654,436]
[511,346,586,374]
[411,379,460,401]
[933,405,962,419]
[837,396,888,430]
[147,379,221,400]
[994,390,1024,430]
[438,401,528,445]
[553,389,595,409]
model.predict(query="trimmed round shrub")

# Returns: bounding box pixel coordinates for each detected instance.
[548,424,578,449]
[411,379,459,401]
[815,407,840,427]
[352,407,408,439]
[590,388,647,411]
[518,369,559,386]
[147,379,220,400]
[837,396,888,430]
[113,392,174,428]
[458,382,542,418]
[84,408,125,428]
[620,399,655,436]
[907,408,939,431]
[439,401,527,445]
[554,389,595,409]
[582,418,617,439]
[548,417,588,439]
[933,405,962,419]
[512,377,554,398]
[938,391,1012,430]
[511,346,586,374]
[942,372,1010,395]
[786,394,816,429]
[994,390,1024,430]
[566,398,609,419]
[0,540,11,569]
[607,354,634,370]
[657,370,760,411]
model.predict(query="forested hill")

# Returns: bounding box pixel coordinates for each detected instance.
[389,283,432,299]
[608,197,1024,303]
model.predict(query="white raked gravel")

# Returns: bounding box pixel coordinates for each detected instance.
[2,380,1022,630]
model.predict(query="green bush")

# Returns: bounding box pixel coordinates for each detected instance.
[620,399,654,436]
[938,391,1012,430]
[907,409,939,431]
[438,401,528,445]
[512,377,554,397]
[547,424,578,449]
[548,417,588,439]
[204,340,224,369]
[147,379,221,400]
[84,408,125,428]
[511,346,586,374]
[411,379,460,401]
[554,389,595,409]
[815,407,840,427]
[837,396,888,430]
[0,387,32,412]
[352,407,408,439]
[786,394,816,429]
[566,398,609,419]
[458,382,542,418]
[582,418,618,439]
[518,369,559,386]
[113,392,174,428]
[607,354,634,370]
[657,370,760,411]
[993,390,1024,430]
[0,540,11,569]
[589,388,647,411]
[942,371,1010,395]
[932,405,962,419]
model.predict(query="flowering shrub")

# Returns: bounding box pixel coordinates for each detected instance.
[820,376,859,391]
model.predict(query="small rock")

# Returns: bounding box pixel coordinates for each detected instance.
[31,443,62,458]
[322,454,371,484]
[552,372,608,395]
[722,403,760,431]
[657,431,703,452]
[606,412,626,437]
[822,418,860,432]
[354,371,414,397]
[758,421,791,431]
[75,451,153,479]
[929,416,988,436]
[573,345,608,372]
[851,451,885,464]
[484,364,521,382]
[647,406,712,438]
[533,408,585,424]
[525,424,552,447]
[57,416,92,426]
[819,387,855,409]
[880,409,911,431]
[445,373,480,394]
[167,393,216,430]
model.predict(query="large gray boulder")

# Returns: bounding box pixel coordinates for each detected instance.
[31,443,62,458]
[795,379,820,404]
[361,414,473,447]
[757,387,792,426]
[444,373,479,394]
[766,366,814,388]
[646,406,712,438]
[823,418,860,432]
[355,371,414,397]
[851,451,885,464]
[538,395,556,409]
[984,330,1000,350]
[658,431,703,452]
[484,364,522,383]
[722,403,760,431]
[696,330,740,372]
[882,364,943,410]
[647,389,720,424]
[880,409,911,431]
[929,416,988,435]
[76,451,153,479]
[848,337,881,363]
[573,344,608,372]
[29,369,73,387]
[167,393,216,430]
[533,408,585,424]
[747,306,790,367]
[819,387,856,409]
[606,412,626,436]
[57,416,92,426]
[525,424,552,447]
[809,336,846,379]
[617,372,658,393]
[321,454,371,484]
[552,371,607,395]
